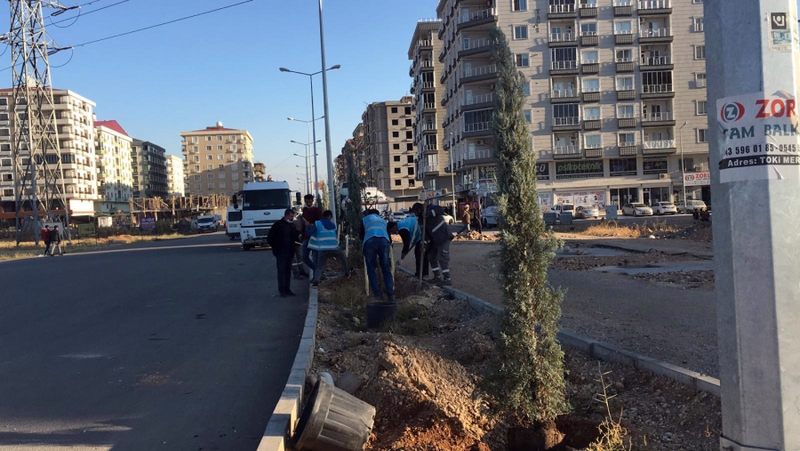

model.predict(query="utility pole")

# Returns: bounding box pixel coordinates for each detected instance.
[7,0,72,245]
[317,0,336,221]
[707,1,800,449]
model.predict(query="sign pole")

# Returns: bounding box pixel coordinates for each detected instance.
[707,1,800,449]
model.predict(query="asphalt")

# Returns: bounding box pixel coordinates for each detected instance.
[0,233,308,451]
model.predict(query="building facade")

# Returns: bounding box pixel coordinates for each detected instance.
[131,139,168,198]
[165,154,185,197]
[94,120,134,214]
[362,98,421,206]
[253,162,266,182]
[436,0,708,207]
[0,89,99,217]
[180,122,254,197]
[409,19,454,198]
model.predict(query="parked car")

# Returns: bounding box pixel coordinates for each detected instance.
[677,199,708,214]
[441,213,455,225]
[652,201,678,215]
[481,205,499,228]
[193,215,219,233]
[551,203,576,217]
[575,205,601,219]
[622,203,654,216]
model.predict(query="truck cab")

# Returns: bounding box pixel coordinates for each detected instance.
[226,207,242,240]
[239,181,292,250]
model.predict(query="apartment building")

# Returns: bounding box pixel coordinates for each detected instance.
[362,98,421,206]
[0,89,99,217]
[180,122,254,196]
[165,154,185,197]
[94,120,134,214]
[131,139,168,198]
[437,0,708,207]
[408,19,453,197]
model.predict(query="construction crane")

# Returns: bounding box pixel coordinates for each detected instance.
[5,0,73,245]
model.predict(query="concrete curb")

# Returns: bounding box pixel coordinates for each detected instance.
[591,242,714,260]
[398,267,721,396]
[258,286,318,451]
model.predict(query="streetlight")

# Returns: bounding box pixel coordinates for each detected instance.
[679,120,688,207]
[448,132,457,217]
[293,157,310,194]
[291,139,321,196]
[279,64,341,207]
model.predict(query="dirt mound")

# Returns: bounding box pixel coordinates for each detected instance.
[454,231,500,241]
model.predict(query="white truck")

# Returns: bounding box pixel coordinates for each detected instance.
[239,181,292,251]
[225,206,242,240]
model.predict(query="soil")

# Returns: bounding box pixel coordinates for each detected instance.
[552,249,705,272]
[632,270,715,290]
[312,271,720,450]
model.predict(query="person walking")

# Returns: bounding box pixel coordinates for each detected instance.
[361,209,394,303]
[306,210,346,285]
[292,209,310,279]
[267,208,300,297]
[461,204,472,234]
[49,225,64,256]
[40,225,51,257]
[301,194,322,275]
[425,203,453,285]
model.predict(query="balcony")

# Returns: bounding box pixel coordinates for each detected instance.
[580,33,598,46]
[638,0,672,15]
[463,121,492,138]
[461,147,496,166]
[549,31,578,47]
[422,144,439,155]
[643,139,677,154]
[639,28,673,43]
[615,33,634,45]
[614,1,634,16]
[618,145,639,156]
[616,59,635,72]
[583,119,601,130]
[548,2,577,19]
[551,60,579,75]
[641,84,674,98]
[584,147,603,158]
[641,55,672,71]
[581,62,599,74]
[616,89,636,100]
[462,93,495,112]
[417,40,433,51]
[461,64,498,85]
[458,38,494,58]
[617,117,637,128]
[553,144,582,159]
[579,6,598,17]
[582,91,601,102]
[457,8,497,31]
[551,88,580,103]
[421,81,436,93]
[553,117,581,131]
[642,110,675,125]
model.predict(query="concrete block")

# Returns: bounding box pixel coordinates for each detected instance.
[634,356,694,386]
[557,330,598,354]
[590,342,637,367]
[694,374,721,396]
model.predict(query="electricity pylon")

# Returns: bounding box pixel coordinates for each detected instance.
[6,0,73,244]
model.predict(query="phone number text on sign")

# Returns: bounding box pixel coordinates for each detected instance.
[717,92,800,183]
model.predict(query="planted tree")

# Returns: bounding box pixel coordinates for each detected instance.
[490,28,568,426]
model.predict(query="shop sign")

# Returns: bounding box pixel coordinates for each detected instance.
[684,171,711,186]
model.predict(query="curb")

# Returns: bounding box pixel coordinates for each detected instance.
[591,242,714,260]
[399,267,721,396]
[258,286,318,451]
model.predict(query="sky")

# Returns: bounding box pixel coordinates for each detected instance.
[0,0,437,193]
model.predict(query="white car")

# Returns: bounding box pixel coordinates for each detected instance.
[441,213,455,224]
[481,205,499,228]
[652,202,678,215]
[193,215,219,232]
[677,200,708,213]
[551,203,577,217]
[622,203,653,216]
[575,205,601,219]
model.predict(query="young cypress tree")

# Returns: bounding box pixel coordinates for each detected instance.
[490,28,568,424]
[345,153,363,240]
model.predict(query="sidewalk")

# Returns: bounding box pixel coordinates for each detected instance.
[401,240,719,377]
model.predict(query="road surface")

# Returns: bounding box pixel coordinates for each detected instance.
[0,233,307,450]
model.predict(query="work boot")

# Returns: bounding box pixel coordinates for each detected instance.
[442,273,452,286]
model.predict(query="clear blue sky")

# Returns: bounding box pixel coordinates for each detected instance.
[0,0,436,192]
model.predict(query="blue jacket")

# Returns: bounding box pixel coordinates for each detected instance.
[307,219,338,250]
[362,214,389,245]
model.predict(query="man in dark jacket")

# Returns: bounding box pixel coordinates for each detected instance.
[425,204,453,285]
[268,208,300,297]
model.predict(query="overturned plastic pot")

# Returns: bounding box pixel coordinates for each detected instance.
[293,377,376,451]
[366,301,397,330]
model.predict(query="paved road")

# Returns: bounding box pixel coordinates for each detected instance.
[0,233,307,450]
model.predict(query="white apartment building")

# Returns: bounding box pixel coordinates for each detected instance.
[94,120,134,214]
[437,0,709,207]
[166,154,185,197]
[0,88,99,217]
[180,122,254,197]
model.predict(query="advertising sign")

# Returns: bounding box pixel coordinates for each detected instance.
[684,171,711,187]
[716,91,800,183]
[140,217,156,232]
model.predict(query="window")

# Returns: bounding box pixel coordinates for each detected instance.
[584,134,602,149]
[582,78,600,93]
[580,23,597,36]
[696,100,707,115]
[692,17,704,32]
[515,53,530,67]
[1,173,12,181]
[609,158,637,176]
[394,167,401,174]
[391,107,398,114]
[581,49,598,64]
[406,131,413,139]
[697,128,708,143]
[513,25,528,40]
[393,143,400,150]
[512,0,527,11]
[521,81,531,97]
[407,155,414,163]
[405,119,412,126]
[408,180,416,187]
[0,158,10,167]
[408,167,414,175]
[407,143,414,151]
[405,107,412,115]
[523,109,532,123]
[695,72,707,88]
[615,48,633,62]
[583,105,601,120]
[392,131,399,138]
[618,132,636,146]
[555,160,604,179]
[3,188,13,196]
[393,155,401,162]
[392,119,399,126]
[206,136,212,141]
[616,74,635,91]
[581,0,598,5]
[394,180,401,186]
[0,144,9,152]
[643,160,668,175]
[206,155,213,160]
[614,21,632,35]
[694,45,706,60]
[617,104,635,118]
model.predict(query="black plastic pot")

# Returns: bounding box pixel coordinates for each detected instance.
[366,301,397,330]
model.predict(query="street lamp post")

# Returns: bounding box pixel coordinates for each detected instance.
[291,139,321,196]
[448,132,457,217]
[679,121,687,206]
[279,65,340,207]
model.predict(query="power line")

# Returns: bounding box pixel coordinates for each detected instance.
[49,0,131,28]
